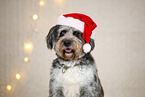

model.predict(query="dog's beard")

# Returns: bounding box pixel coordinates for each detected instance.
[54,33,84,60]
[62,49,75,60]
[55,41,83,60]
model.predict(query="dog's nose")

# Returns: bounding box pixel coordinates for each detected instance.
[63,40,72,47]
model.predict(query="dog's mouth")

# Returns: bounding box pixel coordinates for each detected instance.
[59,47,81,60]
[63,48,74,55]
[62,48,75,60]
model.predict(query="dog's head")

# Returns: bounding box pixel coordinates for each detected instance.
[46,25,95,60]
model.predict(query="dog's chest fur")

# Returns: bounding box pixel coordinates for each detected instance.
[51,61,94,97]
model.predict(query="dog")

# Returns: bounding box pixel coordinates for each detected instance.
[46,24,104,97]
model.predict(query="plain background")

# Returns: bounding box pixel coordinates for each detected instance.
[0,0,145,97]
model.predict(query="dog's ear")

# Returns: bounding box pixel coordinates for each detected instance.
[89,39,95,51]
[46,25,60,49]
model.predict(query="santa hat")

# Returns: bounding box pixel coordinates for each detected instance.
[56,13,97,53]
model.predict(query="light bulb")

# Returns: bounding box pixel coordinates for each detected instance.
[39,1,45,6]
[16,73,21,79]
[24,57,29,62]
[24,42,33,51]
[7,85,12,91]
[56,0,64,3]
[33,14,38,20]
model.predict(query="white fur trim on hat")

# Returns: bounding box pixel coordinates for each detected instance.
[56,15,84,33]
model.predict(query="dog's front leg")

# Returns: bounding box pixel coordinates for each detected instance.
[49,88,64,97]
[80,86,95,97]
[49,79,64,97]
[79,81,104,97]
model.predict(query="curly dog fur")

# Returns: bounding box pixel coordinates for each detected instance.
[46,25,104,97]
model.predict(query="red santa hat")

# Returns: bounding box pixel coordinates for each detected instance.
[56,13,97,53]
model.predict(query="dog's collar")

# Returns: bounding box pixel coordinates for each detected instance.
[61,63,80,73]
[56,53,88,61]
[57,55,87,73]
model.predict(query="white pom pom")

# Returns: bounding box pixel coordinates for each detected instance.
[83,43,91,53]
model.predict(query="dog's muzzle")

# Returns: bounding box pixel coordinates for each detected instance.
[63,39,72,47]
[62,39,75,58]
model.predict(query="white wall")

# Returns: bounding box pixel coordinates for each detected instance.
[0,0,145,97]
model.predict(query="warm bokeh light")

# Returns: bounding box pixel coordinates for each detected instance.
[16,73,21,79]
[39,1,45,6]
[24,42,33,51]
[7,85,12,91]
[55,0,64,4]
[24,57,29,62]
[32,14,39,20]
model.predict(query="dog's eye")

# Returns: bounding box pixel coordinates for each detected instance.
[60,30,67,37]
[73,31,80,37]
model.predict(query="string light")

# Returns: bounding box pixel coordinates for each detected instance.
[16,73,21,80]
[39,1,45,6]
[55,0,64,4]
[7,85,12,91]
[32,14,39,20]
[24,42,33,51]
[5,0,42,93]
[24,57,29,62]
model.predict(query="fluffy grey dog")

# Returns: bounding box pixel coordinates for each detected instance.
[46,25,104,97]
